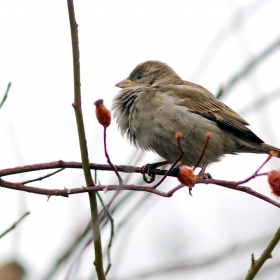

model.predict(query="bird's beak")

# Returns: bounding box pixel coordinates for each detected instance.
[115,78,134,89]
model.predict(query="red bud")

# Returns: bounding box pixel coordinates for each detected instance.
[268,170,280,197]
[177,166,197,187]
[94,99,111,127]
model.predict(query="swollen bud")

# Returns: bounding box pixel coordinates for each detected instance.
[173,166,196,187]
[94,99,111,127]
[269,150,278,157]
[175,132,182,139]
[268,170,280,197]
[206,132,212,138]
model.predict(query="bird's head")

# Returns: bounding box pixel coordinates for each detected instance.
[115,60,183,89]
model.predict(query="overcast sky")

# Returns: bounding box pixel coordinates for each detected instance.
[1,1,280,279]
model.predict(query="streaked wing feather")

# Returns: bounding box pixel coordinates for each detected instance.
[159,82,263,143]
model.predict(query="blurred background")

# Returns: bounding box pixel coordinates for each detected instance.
[0,0,280,279]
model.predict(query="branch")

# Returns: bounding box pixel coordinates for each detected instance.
[0,82,11,110]
[244,227,280,280]
[66,0,105,278]
[1,176,279,208]
[197,179,280,209]
[43,222,92,280]
[0,211,30,239]
[103,126,123,185]
[21,168,64,184]
[113,243,239,280]
[97,193,114,275]
[0,160,167,177]
[217,36,280,98]
[0,155,279,208]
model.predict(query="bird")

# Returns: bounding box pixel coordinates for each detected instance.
[112,60,280,170]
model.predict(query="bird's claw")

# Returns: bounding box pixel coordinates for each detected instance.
[197,172,212,180]
[196,161,212,180]
[140,163,156,183]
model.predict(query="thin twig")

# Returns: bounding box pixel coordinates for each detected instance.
[198,179,280,208]
[193,132,212,171]
[151,133,184,189]
[244,227,280,280]
[0,211,30,239]
[115,243,239,280]
[104,127,123,185]
[237,154,272,185]
[238,88,280,117]
[221,36,280,97]
[97,192,114,275]
[21,168,64,184]
[64,237,92,280]
[0,82,11,109]
[251,254,256,268]
[43,222,92,280]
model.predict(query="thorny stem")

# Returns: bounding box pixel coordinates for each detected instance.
[2,175,280,208]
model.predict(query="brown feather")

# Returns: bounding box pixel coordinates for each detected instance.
[158,82,264,143]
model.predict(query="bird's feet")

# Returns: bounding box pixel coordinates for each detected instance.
[196,162,212,180]
[140,161,169,183]
[197,172,212,180]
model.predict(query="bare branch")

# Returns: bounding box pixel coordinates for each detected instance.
[67,0,105,277]
[0,82,11,109]
[198,179,280,208]
[1,175,280,208]
[0,211,30,239]
[97,192,114,275]
[21,168,64,184]
[244,227,280,280]
[0,161,165,177]
[219,36,280,98]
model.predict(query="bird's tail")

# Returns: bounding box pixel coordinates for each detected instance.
[261,143,280,157]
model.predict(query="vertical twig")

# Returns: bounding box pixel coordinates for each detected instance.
[66,1,105,279]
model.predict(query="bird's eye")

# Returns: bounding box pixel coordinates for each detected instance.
[137,73,143,79]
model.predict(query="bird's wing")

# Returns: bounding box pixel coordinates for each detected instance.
[159,81,263,143]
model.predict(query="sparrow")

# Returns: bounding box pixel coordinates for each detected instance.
[112,60,280,168]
